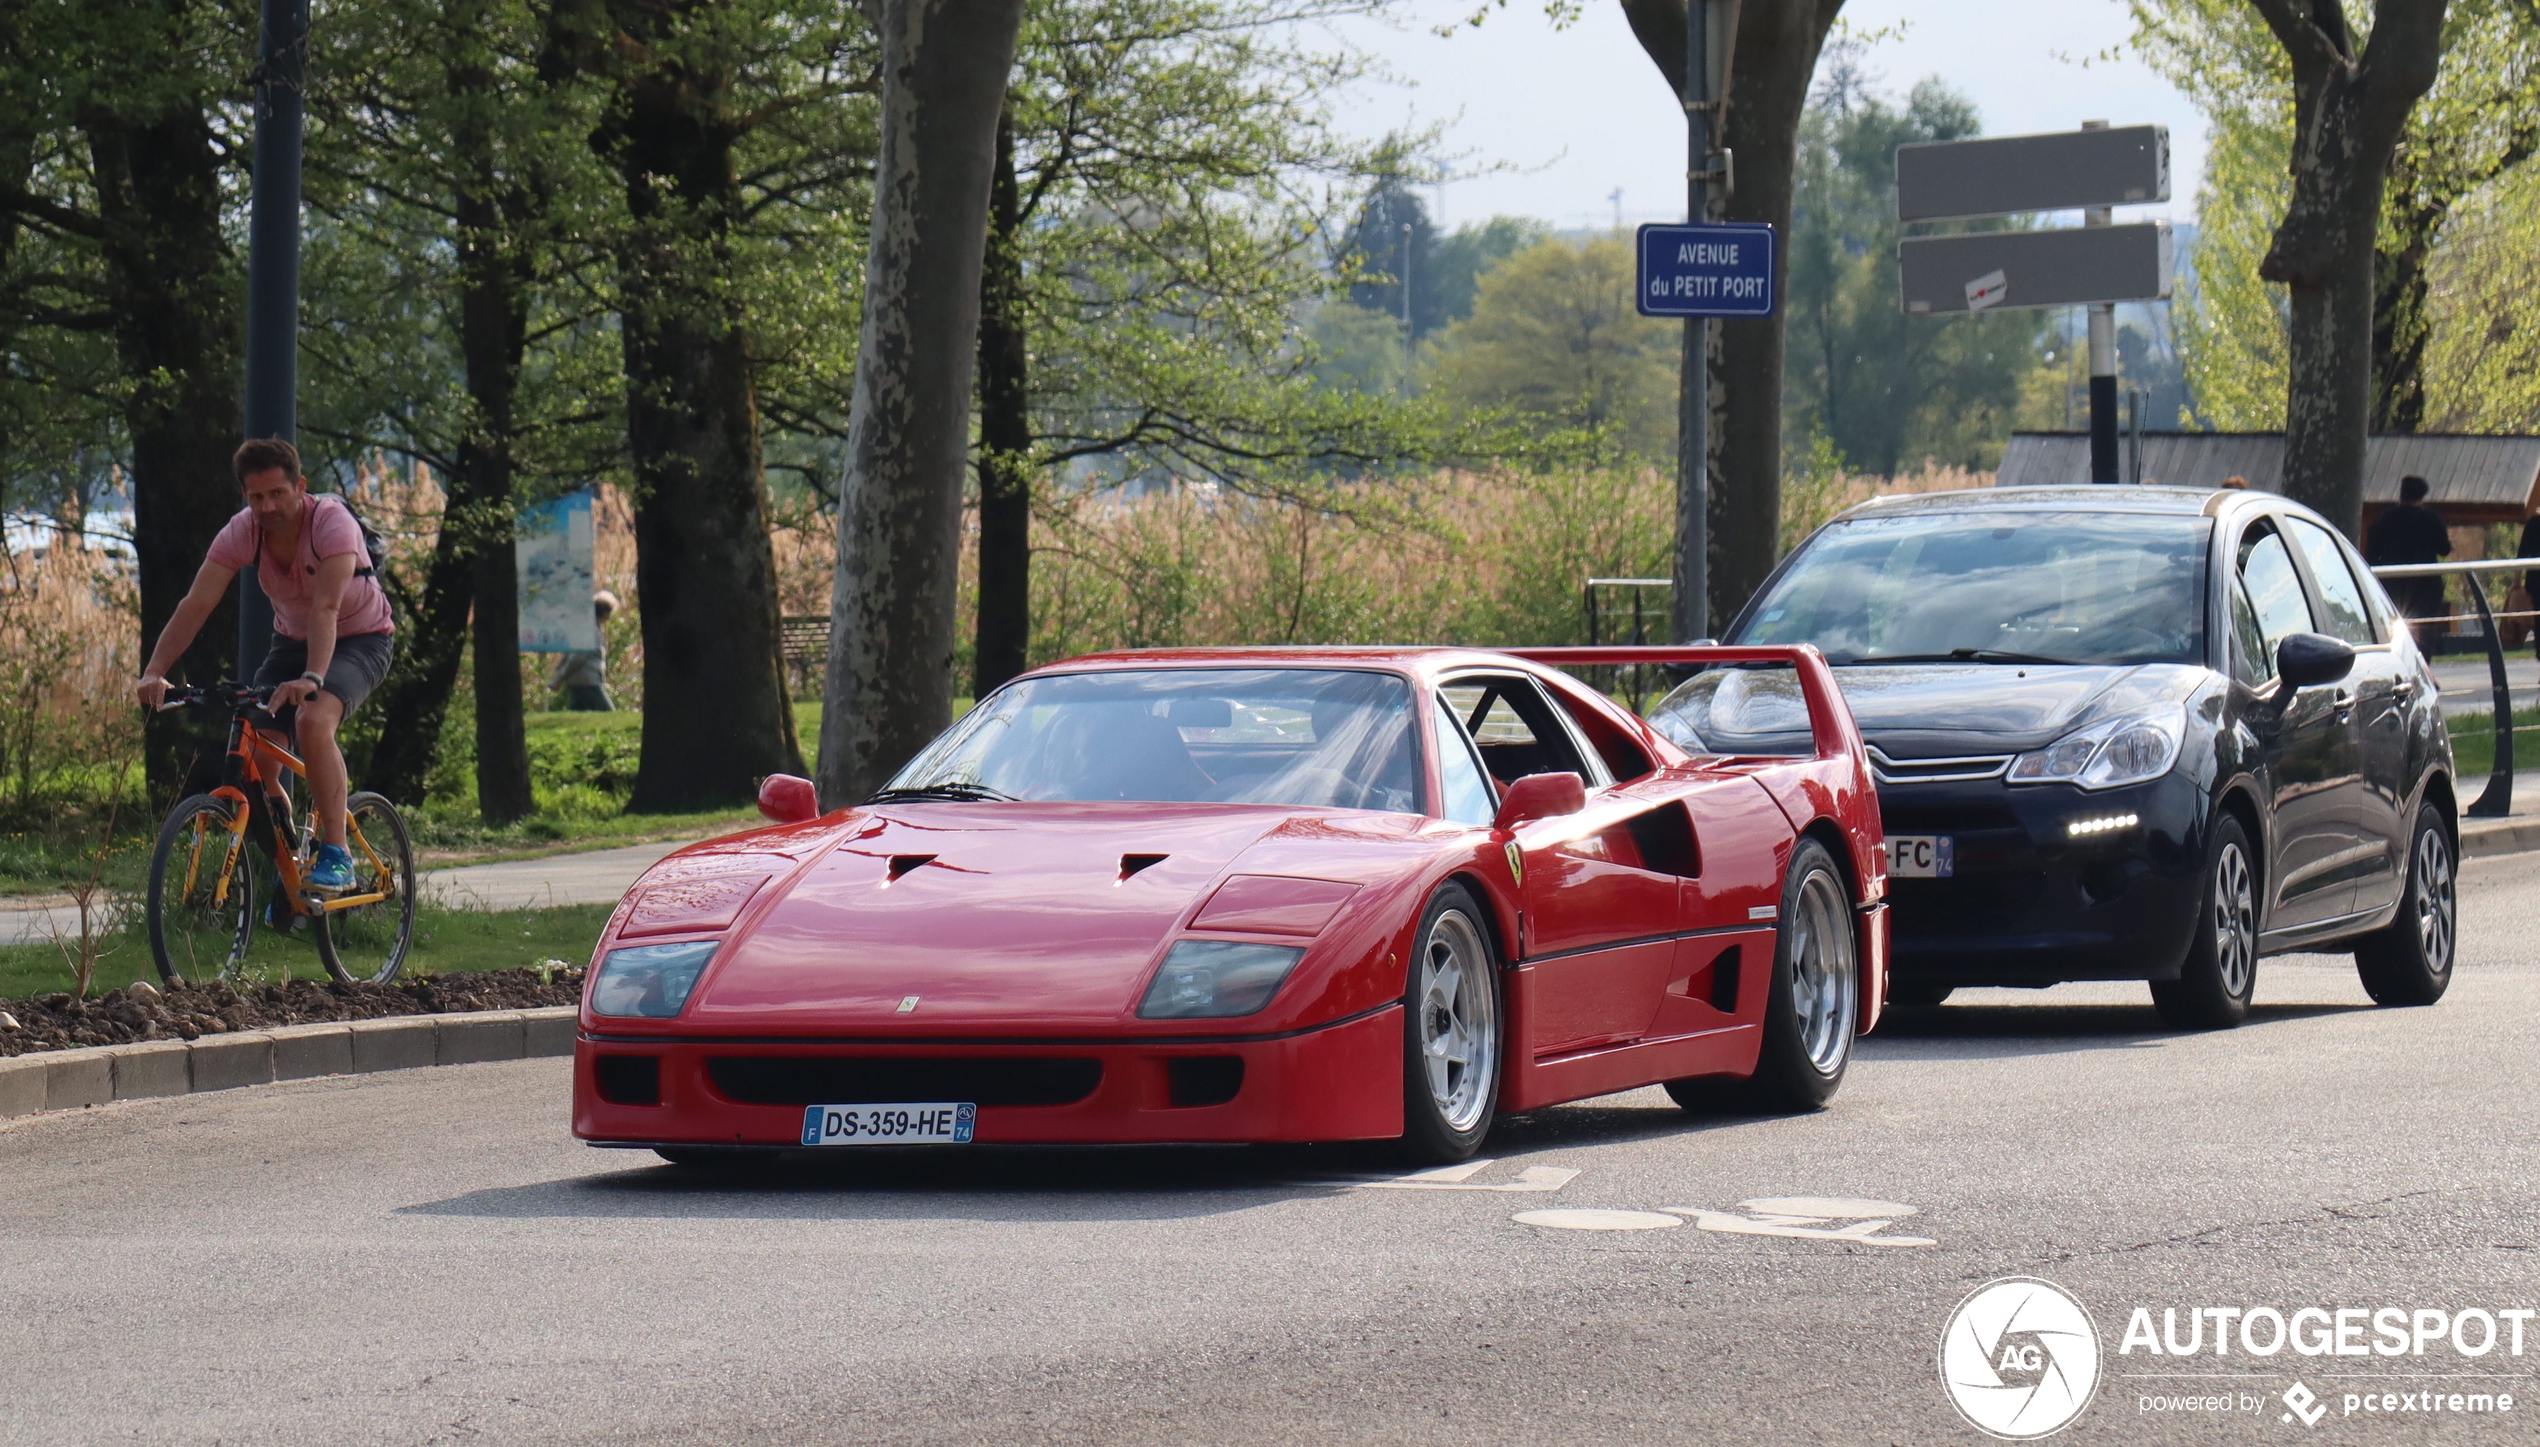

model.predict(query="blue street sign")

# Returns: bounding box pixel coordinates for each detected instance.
[1635,222,1776,318]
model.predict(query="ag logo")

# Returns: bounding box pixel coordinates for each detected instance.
[1939,1277,2101,1439]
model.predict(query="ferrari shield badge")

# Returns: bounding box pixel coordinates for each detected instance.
[1504,841,1524,886]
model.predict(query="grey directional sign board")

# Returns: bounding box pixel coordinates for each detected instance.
[1895,125,2168,222]
[1898,223,2173,316]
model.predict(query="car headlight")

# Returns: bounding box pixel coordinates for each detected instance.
[2006,707,2185,792]
[590,940,720,1018]
[1137,940,1305,1019]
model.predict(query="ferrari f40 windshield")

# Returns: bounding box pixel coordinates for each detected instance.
[882,668,1422,812]
[1738,512,2209,666]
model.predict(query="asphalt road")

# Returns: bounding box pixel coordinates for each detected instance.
[5,860,2538,1446]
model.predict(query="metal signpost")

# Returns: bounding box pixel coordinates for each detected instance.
[1667,0,1743,645]
[238,0,309,668]
[1894,121,2171,483]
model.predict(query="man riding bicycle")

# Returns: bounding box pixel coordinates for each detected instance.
[134,438,397,895]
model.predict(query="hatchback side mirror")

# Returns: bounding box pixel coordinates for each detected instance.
[757,773,819,824]
[2276,632,2356,691]
[1493,772,1587,832]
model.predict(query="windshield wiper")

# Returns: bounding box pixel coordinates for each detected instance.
[1845,648,2082,666]
[866,781,1018,804]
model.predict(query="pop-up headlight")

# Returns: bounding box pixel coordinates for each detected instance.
[1137,940,1305,1019]
[590,940,720,1018]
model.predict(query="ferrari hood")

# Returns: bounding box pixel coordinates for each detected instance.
[676,803,1371,1031]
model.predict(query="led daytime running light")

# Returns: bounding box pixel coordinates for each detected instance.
[2066,813,2139,838]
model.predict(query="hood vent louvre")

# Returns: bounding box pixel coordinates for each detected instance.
[1119,853,1168,881]
[886,854,936,880]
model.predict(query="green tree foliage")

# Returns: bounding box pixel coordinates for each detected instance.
[2135,0,2540,433]
[1781,71,2050,475]
[1423,236,1677,465]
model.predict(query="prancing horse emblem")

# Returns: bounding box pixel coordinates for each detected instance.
[897,995,920,1013]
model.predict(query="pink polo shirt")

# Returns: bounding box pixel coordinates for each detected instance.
[206,494,395,641]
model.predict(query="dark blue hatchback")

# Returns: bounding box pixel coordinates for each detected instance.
[1648,486,2458,1028]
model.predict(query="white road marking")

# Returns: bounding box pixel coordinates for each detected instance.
[1661,1201,1935,1247]
[1363,1160,1582,1193]
[1513,1209,1683,1231]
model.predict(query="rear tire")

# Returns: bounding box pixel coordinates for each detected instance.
[2152,814,2258,1029]
[315,792,417,985]
[1670,838,1857,1113]
[2352,803,2454,1006]
[1396,883,1502,1165]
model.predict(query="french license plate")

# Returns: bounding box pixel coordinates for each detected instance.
[799,1102,976,1147]
[1886,835,1954,878]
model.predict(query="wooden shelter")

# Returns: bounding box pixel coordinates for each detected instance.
[1996,432,2540,526]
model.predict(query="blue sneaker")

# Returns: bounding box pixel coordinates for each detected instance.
[307,843,355,894]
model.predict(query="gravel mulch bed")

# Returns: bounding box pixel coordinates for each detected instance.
[0,968,586,1057]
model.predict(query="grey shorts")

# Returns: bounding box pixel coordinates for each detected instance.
[254,631,396,724]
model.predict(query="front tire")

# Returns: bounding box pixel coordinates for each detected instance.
[2353,803,2454,1006]
[2152,814,2258,1029]
[1397,883,1502,1165]
[147,794,255,986]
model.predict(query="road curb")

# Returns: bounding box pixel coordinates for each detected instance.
[0,1006,578,1122]
[2462,816,2540,860]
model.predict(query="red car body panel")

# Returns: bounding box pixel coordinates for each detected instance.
[573,645,1887,1150]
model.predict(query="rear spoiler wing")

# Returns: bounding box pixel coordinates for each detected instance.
[1503,645,1863,763]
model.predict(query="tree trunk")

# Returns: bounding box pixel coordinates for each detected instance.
[455,173,535,824]
[1619,0,1845,631]
[83,100,243,799]
[819,0,1026,807]
[2254,0,2448,537]
[972,102,1031,698]
[2369,172,2439,434]
[599,0,803,813]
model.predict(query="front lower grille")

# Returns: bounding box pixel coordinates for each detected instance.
[707,1056,1102,1107]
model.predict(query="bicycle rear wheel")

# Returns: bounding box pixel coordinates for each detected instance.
[316,791,416,985]
[147,794,255,986]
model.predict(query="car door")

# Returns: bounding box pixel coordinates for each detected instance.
[1440,674,1677,1056]
[2285,515,2408,914]
[2234,520,2366,931]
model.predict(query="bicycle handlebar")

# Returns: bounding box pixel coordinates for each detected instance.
[156,682,279,713]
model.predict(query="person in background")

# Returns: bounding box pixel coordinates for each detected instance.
[551,591,617,711]
[2519,505,2540,662]
[2365,474,2450,650]
[2218,474,2249,490]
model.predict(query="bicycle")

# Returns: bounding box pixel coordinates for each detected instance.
[145,682,417,986]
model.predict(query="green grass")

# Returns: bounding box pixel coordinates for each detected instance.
[0,901,615,1002]
[2445,707,2540,777]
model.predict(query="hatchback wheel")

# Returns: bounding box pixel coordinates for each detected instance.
[2152,814,2258,1029]
[2353,803,2455,1006]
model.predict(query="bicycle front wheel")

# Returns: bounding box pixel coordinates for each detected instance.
[317,791,417,985]
[147,794,255,986]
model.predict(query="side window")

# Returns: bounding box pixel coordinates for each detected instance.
[2229,576,2270,687]
[2287,517,2378,645]
[1433,697,1499,826]
[1439,676,1599,786]
[2238,525,2314,681]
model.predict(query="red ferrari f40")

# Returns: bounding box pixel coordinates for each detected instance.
[573,646,1887,1165]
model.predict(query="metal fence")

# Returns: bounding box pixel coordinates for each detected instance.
[2370,558,2533,818]
[1581,577,1675,713]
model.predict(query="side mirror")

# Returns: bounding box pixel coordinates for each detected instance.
[1492,772,1587,832]
[757,773,819,825]
[2276,632,2356,691]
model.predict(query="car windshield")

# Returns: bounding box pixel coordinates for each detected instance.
[880,668,1422,812]
[1735,510,2209,667]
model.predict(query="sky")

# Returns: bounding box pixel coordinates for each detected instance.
[1321,0,2207,234]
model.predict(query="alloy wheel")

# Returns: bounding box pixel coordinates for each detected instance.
[2213,841,2257,999]
[2412,826,2455,974]
[1416,909,1498,1133]
[1788,868,1858,1076]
